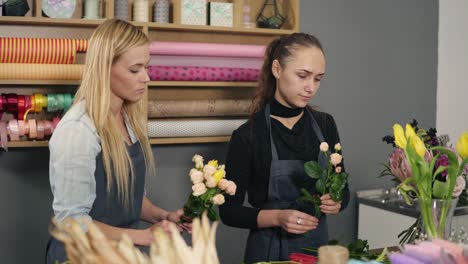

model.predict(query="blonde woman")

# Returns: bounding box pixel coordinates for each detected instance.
[46,19,189,264]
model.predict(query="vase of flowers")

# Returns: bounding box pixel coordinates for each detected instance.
[182,154,237,221]
[389,122,468,239]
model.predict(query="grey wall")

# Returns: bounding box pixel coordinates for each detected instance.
[0,1,438,263]
[299,0,438,244]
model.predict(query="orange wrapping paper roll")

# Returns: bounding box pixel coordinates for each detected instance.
[0,38,88,64]
[0,64,84,80]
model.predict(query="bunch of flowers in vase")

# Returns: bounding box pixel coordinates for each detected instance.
[383,121,468,240]
[182,154,237,222]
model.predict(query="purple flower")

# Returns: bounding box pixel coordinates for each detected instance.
[435,154,449,178]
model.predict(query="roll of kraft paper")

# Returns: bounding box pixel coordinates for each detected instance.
[147,119,246,137]
[148,99,251,118]
[149,55,263,69]
[147,66,259,82]
[0,64,84,80]
[0,38,88,64]
[149,41,266,58]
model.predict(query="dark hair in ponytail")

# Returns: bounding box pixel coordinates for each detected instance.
[250,33,323,117]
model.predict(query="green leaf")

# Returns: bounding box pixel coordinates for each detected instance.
[433,180,450,199]
[304,161,323,179]
[316,179,326,194]
[207,207,218,221]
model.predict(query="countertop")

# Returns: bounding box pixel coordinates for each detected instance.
[357,188,468,218]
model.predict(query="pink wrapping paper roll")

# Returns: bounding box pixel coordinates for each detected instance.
[0,64,84,80]
[149,41,266,58]
[147,66,259,81]
[149,55,263,69]
[0,38,88,64]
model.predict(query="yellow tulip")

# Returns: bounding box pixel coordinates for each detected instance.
[212,169,225,184]
[208,160,218,168]
[411,135,426,158]
[405,124,417,140]
[456,132,468,159]
[393,124,407,149]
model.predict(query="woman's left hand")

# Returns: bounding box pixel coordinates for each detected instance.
[167,209,193,233]
[320,194,342,215]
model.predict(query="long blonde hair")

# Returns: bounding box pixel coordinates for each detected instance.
[74,19,156,207]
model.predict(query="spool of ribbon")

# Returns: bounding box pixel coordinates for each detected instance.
[133,0,148,22]
[7,119,19,141]
[0,121,8,151]
[52,117,61,129]
[36,120,45,140]
[17,120,25,137]
[5,93,18,113]
[44,120,54,136]
[28,119,37,139]
[83,0,100,19]
[114,0,128,20]
[17,95,25,120]
[63,93,73,111]
[33,93,46,113]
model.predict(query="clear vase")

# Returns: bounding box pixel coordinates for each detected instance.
[418,198,458,240]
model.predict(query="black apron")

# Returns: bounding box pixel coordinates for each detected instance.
[244,105,329,263]
[45,141,147,264]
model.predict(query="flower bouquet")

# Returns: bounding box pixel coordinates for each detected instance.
[298,142,348,218]
[182,154,237,222]
[385,121,468,239]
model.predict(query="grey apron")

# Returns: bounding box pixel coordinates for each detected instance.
[244,105,329,263]
[46,141,147,264]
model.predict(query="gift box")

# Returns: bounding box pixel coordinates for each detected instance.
[209,2,233,27]
[180,0,207,25]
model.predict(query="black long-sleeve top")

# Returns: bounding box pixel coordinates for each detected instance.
[219,107,350,229]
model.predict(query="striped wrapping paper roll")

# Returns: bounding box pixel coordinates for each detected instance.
[0,64,84,80]
[149,41,266,58]
[149,55,263,69]
[147,66,260,82]
[147,119,247,137]
[148,99,251,118]
[0,38,88,64]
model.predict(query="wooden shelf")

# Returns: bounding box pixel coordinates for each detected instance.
[6,141,49,148]
[0,80,81,85]
[5,136,230,148]
[148,81,257,87]
[0,16,104,27]
[147,22,295,36]
[149,136,230,145]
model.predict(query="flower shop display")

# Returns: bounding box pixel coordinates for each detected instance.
[50,213,220,264]
[384,120,468,240]
[299,142,348,218]
[182,154,237,221]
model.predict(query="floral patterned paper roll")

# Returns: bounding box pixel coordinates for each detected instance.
[147,66,259,82]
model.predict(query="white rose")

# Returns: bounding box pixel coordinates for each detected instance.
[205,176,217,188]
[334,143,342,151]
[192,183,207,196]
[218,179,229,191]
[330,153,343,166]
[203,164,217,179]
[226,181,237,196]
[192,154,204,169]
[218,164,225,170]
[320,142,329,152]
[190,169,204,184]
[212,194,225,205]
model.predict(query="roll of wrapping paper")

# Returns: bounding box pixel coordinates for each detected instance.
[149,55,263,69]
[147,66,259,81]
[147,99,251,118]
[149,41,266,58]
[0,38,84,64]
[0,64,84,80]
[0,121,7,151]
[147,119,246,137]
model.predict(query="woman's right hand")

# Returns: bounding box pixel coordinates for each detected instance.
[276,209,318,234]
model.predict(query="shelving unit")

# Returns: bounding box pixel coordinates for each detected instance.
[0,0,300,148]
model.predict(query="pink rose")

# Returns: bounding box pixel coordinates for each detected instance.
[212,194,225,205]
[218,179,229,191]
[203,164,217,179]
[320,142,329,152]
[453,176,466,197]
[335,166,342,173]
[226,181,237,196]
[334,143,342,151]
[205,177,217,188]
